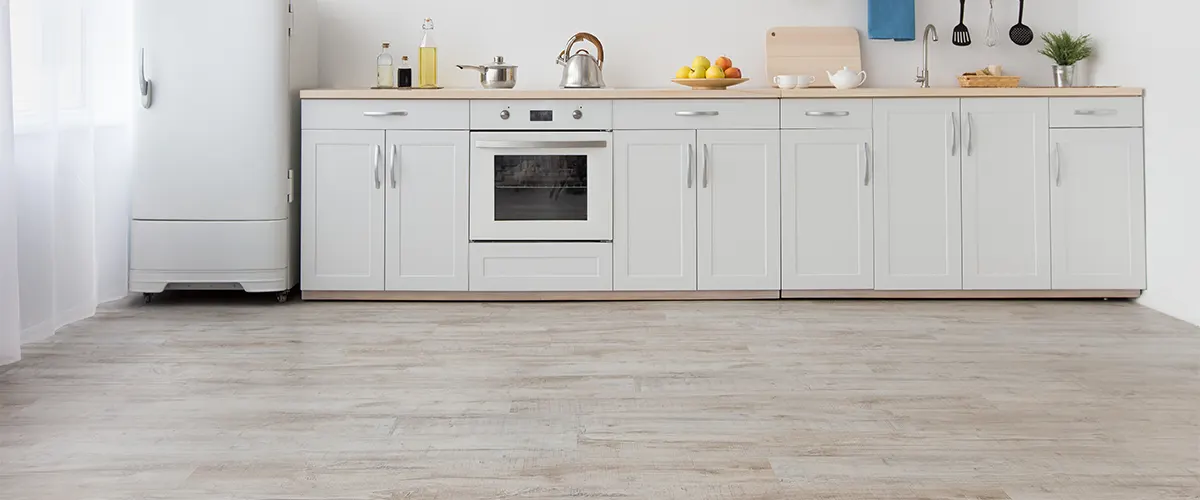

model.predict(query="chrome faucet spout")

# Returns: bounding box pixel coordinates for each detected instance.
[917,24,939,88]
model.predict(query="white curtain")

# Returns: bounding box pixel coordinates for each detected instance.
[0,0,133,365]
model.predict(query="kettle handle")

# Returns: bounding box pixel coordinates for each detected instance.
[559,32,604,69]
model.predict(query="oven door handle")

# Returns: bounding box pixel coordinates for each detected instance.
[474,140,609,149]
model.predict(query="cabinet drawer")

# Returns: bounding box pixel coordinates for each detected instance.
[1050,97,1142,128]
[469,243,613,291]
[613,100,779,130]
[781,99,872,129]
[302,100,470,130]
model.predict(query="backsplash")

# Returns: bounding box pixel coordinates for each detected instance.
[315,0,1079,89]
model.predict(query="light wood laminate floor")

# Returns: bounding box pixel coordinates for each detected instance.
[2,297,1199,499]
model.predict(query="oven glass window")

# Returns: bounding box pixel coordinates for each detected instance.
[494,155,588,221]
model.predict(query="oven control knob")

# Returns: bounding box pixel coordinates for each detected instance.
[499,110,510,120]
[572,109,583,120]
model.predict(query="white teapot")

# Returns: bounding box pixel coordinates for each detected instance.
[827,66,867,90]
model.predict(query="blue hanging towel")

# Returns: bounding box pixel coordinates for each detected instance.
[868,0,916,41]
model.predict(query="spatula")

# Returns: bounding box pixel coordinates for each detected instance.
[1010,0,1034,46]
[953,0,971,46]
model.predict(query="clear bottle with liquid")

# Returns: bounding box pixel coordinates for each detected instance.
[419,18,438,88]
[397,56,413,88]
[376,43,395,88]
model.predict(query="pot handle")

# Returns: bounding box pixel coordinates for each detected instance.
[559,32,604,69]
[456,64,484,72]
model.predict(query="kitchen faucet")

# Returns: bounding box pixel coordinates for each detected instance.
[915,24,939,88]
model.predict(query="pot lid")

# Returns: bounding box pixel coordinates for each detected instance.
[483,56,516,69]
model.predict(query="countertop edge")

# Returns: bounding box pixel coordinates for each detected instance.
[300,87,1145,99]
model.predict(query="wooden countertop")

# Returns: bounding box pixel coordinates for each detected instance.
[300,87,1144,100]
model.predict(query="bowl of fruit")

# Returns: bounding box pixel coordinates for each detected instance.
[672,56,748,90]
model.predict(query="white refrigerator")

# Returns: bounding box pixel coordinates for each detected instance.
[130,0,317,301]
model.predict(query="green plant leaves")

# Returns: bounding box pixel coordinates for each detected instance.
[1038,31,1094,66]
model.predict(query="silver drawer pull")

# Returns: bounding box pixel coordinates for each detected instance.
[805,111,850,117]
[675,111,720,117]
[474,140,608,149]
[1074,109,1118,116]
[363,111,409,117]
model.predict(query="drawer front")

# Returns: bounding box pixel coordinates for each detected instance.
[613,99,780,130]
[1050,97,1143,128]
[781,99,872,129]
[471,100,612,130]
[469,243,613,291]
[302,100,470,130]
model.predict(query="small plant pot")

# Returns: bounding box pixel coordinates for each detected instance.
[1052,65,1077,87]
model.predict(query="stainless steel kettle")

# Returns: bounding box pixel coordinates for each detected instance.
[556,32,605,89]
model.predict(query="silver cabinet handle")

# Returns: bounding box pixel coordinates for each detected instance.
[373,145,382,189]
[363,111,409,117]
[138,48,153,109]
[686,143,695,189]
[702,144,710,188]
[1054,143,1062,187]
[474,140,607,149]
[675,111,720,117]
[862,142,872,186]
[805,111,850,117]
[949,112,959,156]
[967,112,974,157]
[1074,109,1118,116]
[390,144,398,188]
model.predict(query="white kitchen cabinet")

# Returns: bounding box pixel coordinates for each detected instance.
[384,131,469,291]
[697,130,781,291]
[1050,128,1146,290]
[613,130,698,291]
[960,98,1052,290]
[872,99,962,290]
[301,130,386,291]
[781,129,874,290]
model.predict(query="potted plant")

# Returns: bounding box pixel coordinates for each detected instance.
[1038,31,1094,87]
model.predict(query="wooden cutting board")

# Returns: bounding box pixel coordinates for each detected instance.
[766,27,863,88]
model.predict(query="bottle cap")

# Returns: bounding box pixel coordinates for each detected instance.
[382,42,390,48]
[401,56,408,61]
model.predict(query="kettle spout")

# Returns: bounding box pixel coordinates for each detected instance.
[556,51,568,66]
[826,70,835,79]
[456,64,484,73]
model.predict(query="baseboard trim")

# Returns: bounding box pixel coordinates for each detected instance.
[781,289,1143,299]
[302,290,782,302]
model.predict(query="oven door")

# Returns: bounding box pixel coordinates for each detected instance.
[470,131,613,241]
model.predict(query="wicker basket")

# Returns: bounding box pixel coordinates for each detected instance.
[958,75,1022,88]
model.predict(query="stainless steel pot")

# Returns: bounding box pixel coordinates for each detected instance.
[457,56,517,89]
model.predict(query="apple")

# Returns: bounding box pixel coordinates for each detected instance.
[691,56,711,72]
[714,56,733,71]
[724,67,742,79]
[675,66,692,79]
[689,68,706,79]
[705,65,726,79]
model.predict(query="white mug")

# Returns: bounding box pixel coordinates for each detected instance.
[793,75,818,89]
[773,75,800,89]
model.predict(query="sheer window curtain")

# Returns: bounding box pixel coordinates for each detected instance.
[0,0,133,365]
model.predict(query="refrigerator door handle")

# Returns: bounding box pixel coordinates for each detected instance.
[139,49,153,109]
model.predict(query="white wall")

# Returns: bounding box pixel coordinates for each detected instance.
[1080,0,1200,326]
[316,0,1078,89]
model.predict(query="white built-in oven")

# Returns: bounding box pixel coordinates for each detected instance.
[469,100,613,241]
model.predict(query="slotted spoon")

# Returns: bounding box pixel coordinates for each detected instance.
[1010,0,1034,46]
[953,0,971,46]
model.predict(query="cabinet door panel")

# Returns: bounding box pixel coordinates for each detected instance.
[301,130,385,291]
[873,99,963,290]
[1051,128,1146,290]
[697,130,782,291]
[385,131,469,291]
[961,98,1051,290]
[782,129,874,290]
[614,131,698,291]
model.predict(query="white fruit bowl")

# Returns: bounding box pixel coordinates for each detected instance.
[671,78,750,90]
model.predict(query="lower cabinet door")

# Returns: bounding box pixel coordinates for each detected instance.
[613,130,698,291]
[961,98,1052,290]
[384,131,470,291]
[469,243,613,292]
[697,130,782,291]
[301,130,386,291]
[781,129,874,290]
[1050,128,1147,290]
